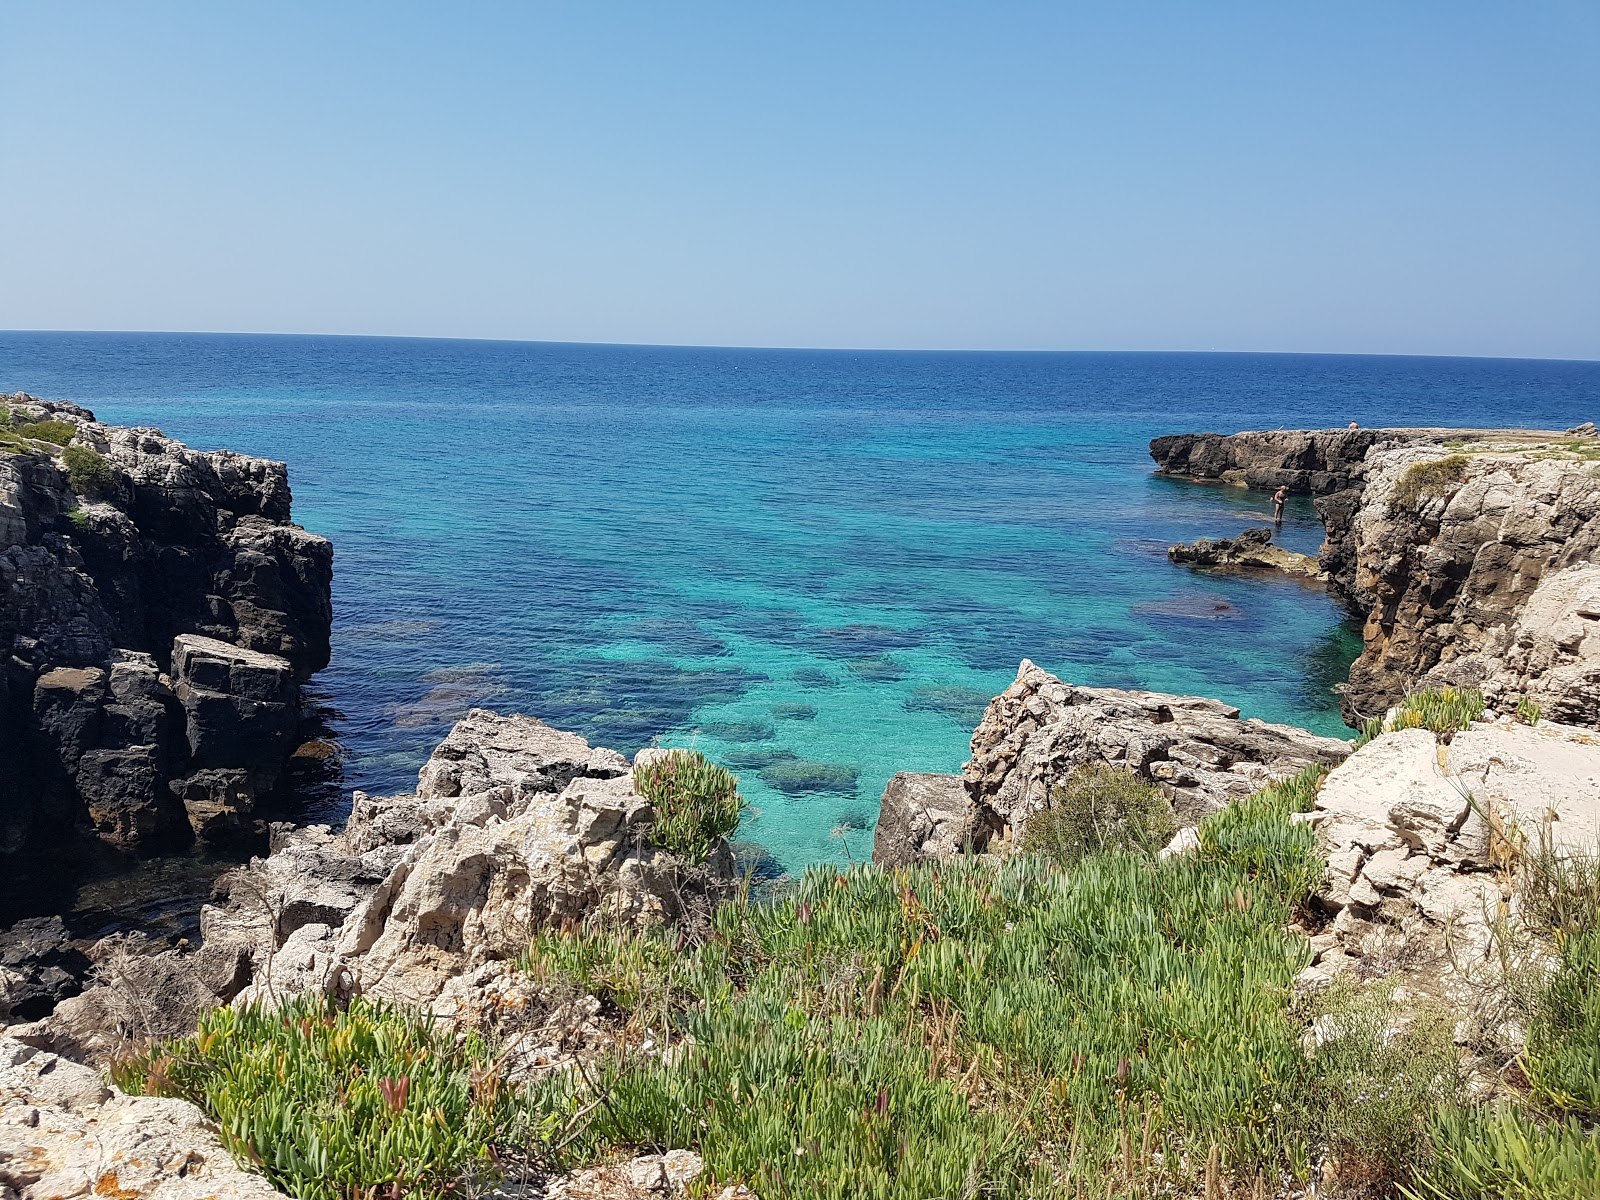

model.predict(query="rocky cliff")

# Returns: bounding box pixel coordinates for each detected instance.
[1,393,333,857]
[1150,425,1600,726]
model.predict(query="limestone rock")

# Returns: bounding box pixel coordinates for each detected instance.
[1341,446,1600,726]
[872,772,984,866]
[0,1036,279,1200]
[16,710,738,1060]
[1309,720,1600,992]
[962,660,1350,843]
[544,1149,705,1198]
[1150,425,1600,728]
[1168,526,1324,578]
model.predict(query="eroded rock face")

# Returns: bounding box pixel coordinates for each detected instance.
[1341,446,1600,725]
[960,660,1350,843]
[1302,719,1600,997]
[8,711,735,1062]
[0,1037,280,1200]
[1149,428,1401,495]
[0,394,332,855]
[872,772,985,867]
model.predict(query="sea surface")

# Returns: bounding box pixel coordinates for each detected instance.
[5,333,1599,882]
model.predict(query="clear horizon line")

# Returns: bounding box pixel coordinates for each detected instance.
[2,326,1597,366]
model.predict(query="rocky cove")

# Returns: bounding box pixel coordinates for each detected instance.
[3,403,1600,1199]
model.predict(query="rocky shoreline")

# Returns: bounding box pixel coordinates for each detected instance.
[1151,424,1600,726]
[4,406,1599,1198]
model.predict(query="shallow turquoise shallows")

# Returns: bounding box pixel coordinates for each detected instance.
[5,334,1598,874]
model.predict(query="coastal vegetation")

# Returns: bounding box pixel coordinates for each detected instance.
[109,742,1600,1199]
[1019,762,1177,864]
[1391,455,1471,510]
[632,748,747,864]
[62,442,112,495]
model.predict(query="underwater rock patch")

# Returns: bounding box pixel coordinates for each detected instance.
[771,702,818,720]
[699,719,778,742]
[904,683,993,727]
[760,759,860,796]
[791,667,839,689]
[846,655,910,682]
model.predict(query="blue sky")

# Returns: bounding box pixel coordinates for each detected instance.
[3,2,1596,357]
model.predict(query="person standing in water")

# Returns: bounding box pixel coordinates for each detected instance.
[1272,485,1288,523]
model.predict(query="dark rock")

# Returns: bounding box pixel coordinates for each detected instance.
[0,394,332,858]
[0,915,90,1022]
[1168,527,1323,578]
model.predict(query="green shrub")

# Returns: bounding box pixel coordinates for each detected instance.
[1516,696,1543,727]
[16,418,76,445]
[1392,454,1471,510]
[111,995,566,1199]
[62,443,112,495]
[1196,764,1326,905]
[1020,763,1177,865]
[1297,985,1463,1192]
[633,748,746,863]
[1404,1104,1600,1200]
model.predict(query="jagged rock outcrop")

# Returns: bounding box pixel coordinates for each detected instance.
[1299,718,1600,999]
[1149,428,1405,495]
[0,917,89,1024]
[1168,526,1323,579]
[946,660,1350,847]
[1,393,332,855]
[1150,425,1600,728]
[9,710,736,1063]
[0,1037,280,1199]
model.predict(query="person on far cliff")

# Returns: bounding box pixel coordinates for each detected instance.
[1272,485,1288,524]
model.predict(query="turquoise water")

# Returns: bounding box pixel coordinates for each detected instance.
[5,334,1598,873]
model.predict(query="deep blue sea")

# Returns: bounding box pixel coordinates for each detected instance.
[5,333,1598,874]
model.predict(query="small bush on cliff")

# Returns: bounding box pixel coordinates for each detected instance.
[1021,763,1177,864]
[15,418,77,445]
[112,994,566,1199]
[1523,922,1600,1119]
[1391,454,1470,510]
[633,748,746,863]
[62,443,112,495]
